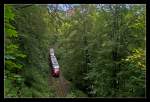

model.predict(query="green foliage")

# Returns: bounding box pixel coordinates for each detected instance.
[57,4,146,97]
[5,28,18,37]
[4,5,15,21]
[4,5,27,97]
[117,48,146,97]
[66,84,87,97]
[4,4,146,97]
[5,5,55,97]
[123,48,145,69]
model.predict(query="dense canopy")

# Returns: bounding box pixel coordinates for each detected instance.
[4,4,146,97]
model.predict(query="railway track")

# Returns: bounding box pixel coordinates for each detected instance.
[49,71,68,97]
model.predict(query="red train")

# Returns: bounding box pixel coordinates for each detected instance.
[49,48,60,77]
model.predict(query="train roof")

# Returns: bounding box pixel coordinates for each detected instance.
[51,55,59,68]
[50,48,54,56]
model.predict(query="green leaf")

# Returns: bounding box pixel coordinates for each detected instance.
[4,79,12,96]
[5,44,18,55]
[5,60,23,70]
[5,28,18,37]
[13,75,22,78]
[5,23,15,30]
[5,60,17,68]
[5,54,16,60]
[16,53,27,58]
[4,5,15,21]
[6,44,18,50]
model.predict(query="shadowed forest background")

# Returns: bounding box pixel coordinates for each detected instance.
[4,4,146,97]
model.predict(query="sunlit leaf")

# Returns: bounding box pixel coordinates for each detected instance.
[5,28,18,37]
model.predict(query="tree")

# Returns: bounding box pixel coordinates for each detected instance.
[4,4,27,97]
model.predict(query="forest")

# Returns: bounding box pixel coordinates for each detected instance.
[4,4,146,97]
